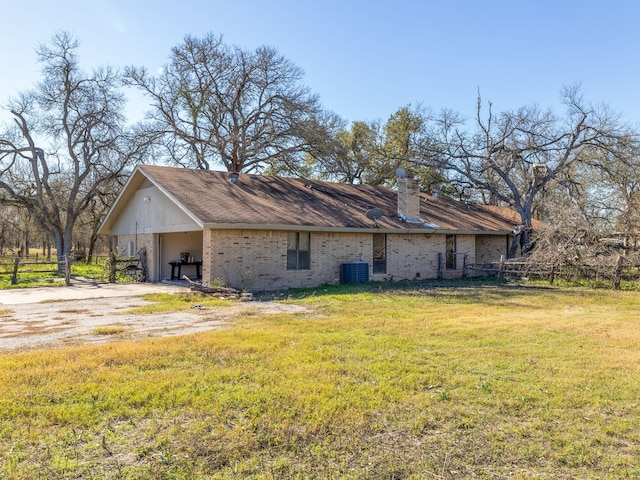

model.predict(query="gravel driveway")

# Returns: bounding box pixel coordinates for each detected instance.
[0,280,305,352]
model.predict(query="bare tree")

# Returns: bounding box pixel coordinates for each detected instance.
[586,146,640,235]
[124,33,337,173]
[423,86,638,257]
[73,175,126,262]
[0,205,40,256]
[0,32,138,265]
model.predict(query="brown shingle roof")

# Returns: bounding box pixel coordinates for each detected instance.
[136,165,521,233]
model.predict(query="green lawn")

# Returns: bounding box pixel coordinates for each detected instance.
[0,258,110,288]
[1,282,640,478]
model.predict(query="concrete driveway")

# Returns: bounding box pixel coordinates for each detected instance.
[0,279,192,305]
[0,280,308,351]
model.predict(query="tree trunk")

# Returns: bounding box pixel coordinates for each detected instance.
[520,227,535,256]
[65,255,71,286]
[181,275,240,295]
[508,233,520,259]
[508,225,524,259]
[613,255,624,290]
[508,224,534,259]
[53,233,66,273]
[56,221,74,272]
[87,233,99,264]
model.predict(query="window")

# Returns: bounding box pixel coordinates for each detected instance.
[446,234,457,270]
[287,232,310,270]
[373,233,387,274]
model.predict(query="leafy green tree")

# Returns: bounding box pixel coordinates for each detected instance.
[363,106,423,185]
[310,105,445,188]
[305,120,375,183]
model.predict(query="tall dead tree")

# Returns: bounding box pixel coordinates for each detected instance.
[0,32,139,266]
[124,33,339,174]
[421,85,637,257]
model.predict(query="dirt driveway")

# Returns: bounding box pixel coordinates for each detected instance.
[0,280,305,352]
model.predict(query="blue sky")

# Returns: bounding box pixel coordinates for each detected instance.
[2,0,640,127]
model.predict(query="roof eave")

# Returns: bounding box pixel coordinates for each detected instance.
[202,222,513,235]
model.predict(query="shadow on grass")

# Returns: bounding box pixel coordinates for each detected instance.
[256,276,627,306]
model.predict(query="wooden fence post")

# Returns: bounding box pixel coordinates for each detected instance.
[109,251,117,283]
[11,256,19,285]
[497,255,505,279]
[613,255,624,290]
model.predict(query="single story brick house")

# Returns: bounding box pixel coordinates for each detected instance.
[98,164,525,291]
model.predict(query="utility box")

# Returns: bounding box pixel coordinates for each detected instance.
[340,262,370,284]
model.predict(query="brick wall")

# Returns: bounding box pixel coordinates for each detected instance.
[475,235,509,263]
[383,233,478,280]
[203,229,372,291]
[117,229,509,289]
[384,233,442,281]
[201,229,492,291]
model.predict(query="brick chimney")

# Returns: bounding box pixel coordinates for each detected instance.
[396,169,421,223]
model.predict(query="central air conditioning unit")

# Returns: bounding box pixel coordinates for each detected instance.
[340,262,370,284]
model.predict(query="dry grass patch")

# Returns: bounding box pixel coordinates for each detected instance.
[118,292,234,315]
[1,283,639,478]
[91,326,129,336]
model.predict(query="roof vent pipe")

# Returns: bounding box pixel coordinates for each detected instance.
[230,172,239,184]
